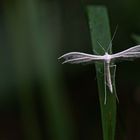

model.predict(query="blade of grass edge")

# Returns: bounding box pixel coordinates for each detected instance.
[87,6,117,140]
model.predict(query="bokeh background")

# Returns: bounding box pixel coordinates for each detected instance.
[0,0,140,140]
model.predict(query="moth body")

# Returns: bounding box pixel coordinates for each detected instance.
[58,45,140,103]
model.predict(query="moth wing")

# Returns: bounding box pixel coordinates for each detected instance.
[111,45,140,61]
[58,52,104,64]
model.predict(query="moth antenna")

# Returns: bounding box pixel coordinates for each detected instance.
[93,49,98,55]
[107,25,118,52]
[96,40,106,53]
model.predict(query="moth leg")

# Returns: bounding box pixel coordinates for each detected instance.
[104,62,107,104]
[110,64,119,102]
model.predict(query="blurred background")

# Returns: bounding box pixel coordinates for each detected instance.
[0,0,140,140]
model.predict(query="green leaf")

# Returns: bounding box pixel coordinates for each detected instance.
[87,6,117,140]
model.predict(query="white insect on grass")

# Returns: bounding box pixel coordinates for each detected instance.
[58,28,140,104]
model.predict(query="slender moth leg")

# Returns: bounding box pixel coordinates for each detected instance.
[110,64,119,102]
[104,62,107,104]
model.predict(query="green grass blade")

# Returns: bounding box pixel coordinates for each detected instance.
[87,6,117,140]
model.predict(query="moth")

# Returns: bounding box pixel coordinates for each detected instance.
[58,45,140,103]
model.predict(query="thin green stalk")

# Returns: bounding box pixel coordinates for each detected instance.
[87,6,117,140]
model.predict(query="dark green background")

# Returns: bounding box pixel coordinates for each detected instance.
[0,0,140,140]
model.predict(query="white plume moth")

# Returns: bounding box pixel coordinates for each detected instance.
[58,45,140,103]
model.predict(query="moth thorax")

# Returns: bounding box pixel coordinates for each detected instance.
[104,52,111,63]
